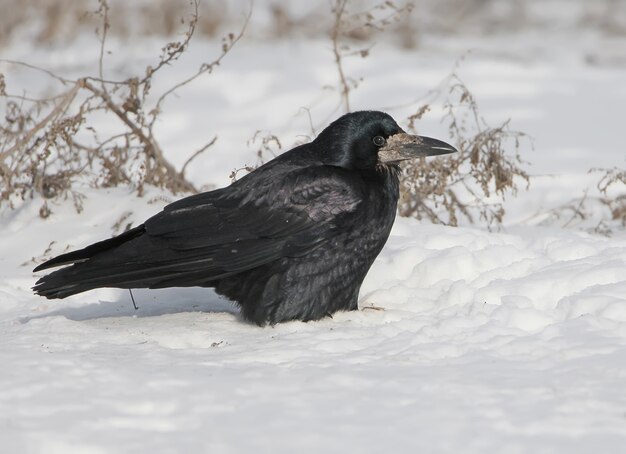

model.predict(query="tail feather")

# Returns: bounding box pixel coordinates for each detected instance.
[32,225,237,299]
[33,225,145,272]
[32,221,286,300]
[33,264,168,299]
[33,225,148,298]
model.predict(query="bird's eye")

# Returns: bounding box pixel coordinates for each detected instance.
[373,136,386,147]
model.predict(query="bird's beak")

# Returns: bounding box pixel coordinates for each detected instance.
[378,133,457,164]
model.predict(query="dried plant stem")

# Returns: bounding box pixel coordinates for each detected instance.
[0,84,79,160]
[0,0,249,215]
[331,0,351,113]
[80,79,195,193]
[150,8,251,126]
[399,73,531,228]
[181,136,218,178]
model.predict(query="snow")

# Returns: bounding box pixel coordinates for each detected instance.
[2,3,626,453]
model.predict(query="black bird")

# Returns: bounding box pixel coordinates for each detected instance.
[33,111,456,325]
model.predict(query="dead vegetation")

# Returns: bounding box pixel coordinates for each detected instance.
[0,0,623,233]
[330,0,414,112]
[328,2,531,228]
[1,0,624,54]
[399,75,531,227]
[595,166,626,228]
[497,163,625,235]
[598,168,626,223]
[0,0,249,216]
[519,168,625,236]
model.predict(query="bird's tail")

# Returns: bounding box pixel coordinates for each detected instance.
[33,226,146,299]
[33,265,110,299]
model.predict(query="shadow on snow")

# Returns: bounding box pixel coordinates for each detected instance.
[20,287,241,323]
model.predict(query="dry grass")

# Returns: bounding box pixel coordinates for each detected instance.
[399,75,531,228]
[1,0,623,231]
[324,1,532,228]
[596,167,626,227]
[0,0,227,46]
[1,0,624,52]
[0,0,249,217]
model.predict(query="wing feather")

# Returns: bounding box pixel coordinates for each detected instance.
[34,166,366,294]
[140,166,365,276]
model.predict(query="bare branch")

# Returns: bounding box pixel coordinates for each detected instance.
[331,0,351,113]
[181,135,218,178]
[0,83,80,160]
[0,0,240,215]
[96,0,110,87]
[149,6,252,126]
[399,72,531,228]
[0,59,73,85]
[139,0,200,87]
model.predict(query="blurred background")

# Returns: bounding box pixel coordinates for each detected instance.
[1,0,625,52]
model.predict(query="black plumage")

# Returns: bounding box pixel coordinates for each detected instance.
[33,111,456,325]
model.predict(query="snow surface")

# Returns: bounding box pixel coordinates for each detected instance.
[2,5,626,453]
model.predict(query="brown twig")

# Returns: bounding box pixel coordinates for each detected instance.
[0,0,250,215]
[399,72,531,227]
[331,0,351,113]
[149,6,252,128]
[0,83,80,160]
[181,135,218,178]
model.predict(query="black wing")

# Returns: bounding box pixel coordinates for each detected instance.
[141,165,365,279]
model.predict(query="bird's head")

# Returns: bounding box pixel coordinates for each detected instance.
[316,111,457,172]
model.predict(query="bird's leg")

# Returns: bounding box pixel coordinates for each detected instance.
[129,289,139,310]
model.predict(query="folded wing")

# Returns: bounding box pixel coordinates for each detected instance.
[33,166,364,297]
